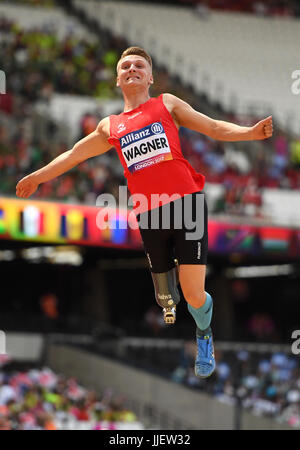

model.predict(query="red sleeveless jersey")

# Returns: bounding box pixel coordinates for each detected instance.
[108,94,205,213]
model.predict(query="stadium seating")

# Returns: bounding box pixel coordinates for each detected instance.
[116,337,300,428]
[74,1,300,136]
[0,0,299,227]
[0,2,97,41]
[0,365,144,430]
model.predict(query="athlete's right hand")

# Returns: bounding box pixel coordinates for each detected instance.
[16,175,39,198]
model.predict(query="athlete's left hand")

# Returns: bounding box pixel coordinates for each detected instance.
[251,115,273,140]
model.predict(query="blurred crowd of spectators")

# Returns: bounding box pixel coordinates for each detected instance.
[0,15,122,100]
[171,344,300,428]
[0,13,126,203]
[0,360,141,430]
[182,127,300,189]
[0,114,124,204]
[0,7,299,218]
[181,126,300,216]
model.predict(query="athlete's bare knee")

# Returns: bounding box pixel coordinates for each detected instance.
[185,290,206,308]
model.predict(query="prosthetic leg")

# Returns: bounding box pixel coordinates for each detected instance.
[151,263,180,324]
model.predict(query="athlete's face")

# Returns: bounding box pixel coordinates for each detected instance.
[116,55,153,90]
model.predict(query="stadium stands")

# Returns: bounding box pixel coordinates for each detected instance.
[76,1,300,136]
[0,362,143,430]
[0,0,299,220]
[0,0,298,226]
[112,337,300,428]
[155,0,299,16]
[0,0,299,432]
[0,2,97,41]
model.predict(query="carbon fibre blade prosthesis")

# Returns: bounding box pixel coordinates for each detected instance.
[151,268,180,325]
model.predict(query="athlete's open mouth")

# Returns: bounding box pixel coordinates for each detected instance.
[127,76,140,81]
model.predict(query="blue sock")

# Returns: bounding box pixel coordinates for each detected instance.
[187,292,213,335]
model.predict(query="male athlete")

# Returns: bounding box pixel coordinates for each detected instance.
[16,46,273,378]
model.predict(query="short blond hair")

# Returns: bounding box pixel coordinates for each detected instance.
[117,46,152,71]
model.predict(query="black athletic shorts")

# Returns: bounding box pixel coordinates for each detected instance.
[137,191,208,273]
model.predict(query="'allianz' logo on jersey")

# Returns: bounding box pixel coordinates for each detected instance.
[120,122,163,146]
[119,121,172,173]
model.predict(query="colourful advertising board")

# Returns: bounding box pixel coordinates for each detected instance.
[0,197,299,257]
[208,220,299,257]
[0,197,141,249]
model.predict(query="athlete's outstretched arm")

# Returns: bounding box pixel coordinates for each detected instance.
[163,93,273,141]
[16,117,112,198]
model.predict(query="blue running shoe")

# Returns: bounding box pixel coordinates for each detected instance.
[195,327,215,378]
